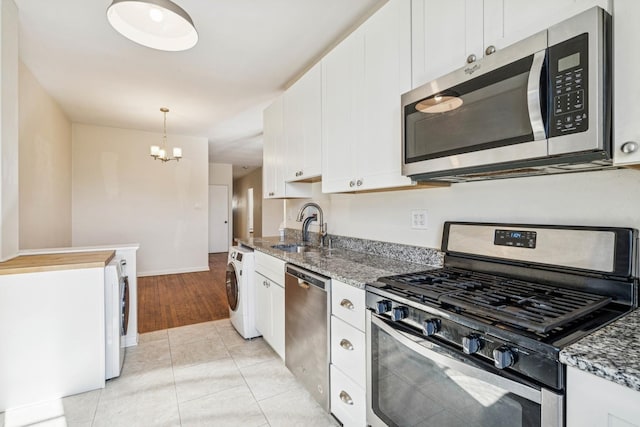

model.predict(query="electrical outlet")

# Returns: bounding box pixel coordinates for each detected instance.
[411,209,428,229]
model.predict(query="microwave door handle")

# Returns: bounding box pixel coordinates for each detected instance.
[527,50,547,141]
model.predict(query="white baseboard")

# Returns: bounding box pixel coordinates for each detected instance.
[125,334,138,348]
[137,266,210,277]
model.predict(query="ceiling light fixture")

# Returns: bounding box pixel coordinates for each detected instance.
[106,0,198,51]
[150,107,182,162]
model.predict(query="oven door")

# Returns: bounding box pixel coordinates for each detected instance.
[366,311,563,427]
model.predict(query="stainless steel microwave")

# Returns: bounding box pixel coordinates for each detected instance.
[402,7,612,183]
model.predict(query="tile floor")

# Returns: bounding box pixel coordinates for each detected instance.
[2,320,339,427]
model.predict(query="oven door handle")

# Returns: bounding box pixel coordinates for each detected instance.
[369,313,542,404]
[527,49,547,141]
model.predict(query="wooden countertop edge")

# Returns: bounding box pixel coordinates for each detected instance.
[0,250,116,276]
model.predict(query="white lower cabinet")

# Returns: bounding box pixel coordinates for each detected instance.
[330,279,366,426]
[331,365,366,427]
[254,252,285,360]
[567,366,640,427]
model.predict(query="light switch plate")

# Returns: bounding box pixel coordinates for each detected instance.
[411,209,428,229]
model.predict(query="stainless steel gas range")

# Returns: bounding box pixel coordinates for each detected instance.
[366,222,638,427]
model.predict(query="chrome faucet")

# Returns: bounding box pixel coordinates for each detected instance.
[296,202,326,246]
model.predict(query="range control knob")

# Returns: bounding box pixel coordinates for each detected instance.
[422,319,441,336]
[391,306,409,321]
[374,300,392,315]
[493,346,516,369]
[462,335,483,354]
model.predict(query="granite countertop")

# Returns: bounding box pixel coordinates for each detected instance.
[560,308,640,391]
[0,250,116,275]
[237,236,438,288]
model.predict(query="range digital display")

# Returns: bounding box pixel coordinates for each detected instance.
[494,229,537,249]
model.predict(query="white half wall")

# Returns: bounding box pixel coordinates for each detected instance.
[18,61,72,250]
[72,124,209,276]
[285,169,640,249]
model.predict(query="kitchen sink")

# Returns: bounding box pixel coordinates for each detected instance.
[271,243,321,253]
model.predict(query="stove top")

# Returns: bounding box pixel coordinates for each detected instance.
[376,267,613,334]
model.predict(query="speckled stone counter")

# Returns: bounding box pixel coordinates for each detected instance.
[236,235,442,288]
[560,308,640,391]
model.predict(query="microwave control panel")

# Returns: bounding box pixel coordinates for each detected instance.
[548,33,589,137]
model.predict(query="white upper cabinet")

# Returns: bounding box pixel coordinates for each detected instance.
[263,97,312,199]
[613,0,640,165]
[284,63,322,182]
[411,0,611,88]
[322,0,413,193]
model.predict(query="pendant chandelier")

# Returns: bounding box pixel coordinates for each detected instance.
[106,0,198,51]
[150,107,182,162]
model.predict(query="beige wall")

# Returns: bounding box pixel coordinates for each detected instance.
[0,0,19,261]
[232,168,283,239]
[286,168,640,248]
[18,61,72,250]
[72,124,209,276]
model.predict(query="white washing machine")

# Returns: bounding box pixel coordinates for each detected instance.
[105,258,128,379]
[226,246,260,339]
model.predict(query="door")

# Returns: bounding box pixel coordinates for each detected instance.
[209,185,229,253]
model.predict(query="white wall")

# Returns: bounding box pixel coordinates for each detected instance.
[209,162,233,248]
[285,168,640,248]
[0,0,19,261]
[18,61,72,250]
[72,124,209,276]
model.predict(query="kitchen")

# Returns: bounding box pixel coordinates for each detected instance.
[2,0,640,426]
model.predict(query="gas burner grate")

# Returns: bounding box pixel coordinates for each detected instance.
[378,268,612,333]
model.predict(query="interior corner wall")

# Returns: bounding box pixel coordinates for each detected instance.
[209,162,233,248]
[72,124,209,276]
[0,0,19,261]
[18,61,72,250]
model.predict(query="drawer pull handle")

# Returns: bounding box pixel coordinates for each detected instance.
[340,299,354,311]
[339,390,354,405]
[340,339,354,351]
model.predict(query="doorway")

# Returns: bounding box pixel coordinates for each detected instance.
[209,184,229,253]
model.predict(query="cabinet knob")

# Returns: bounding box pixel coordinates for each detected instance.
[466,54,477,63]
[485,45,496,55]
[340,299,354,310]
[339,338,354,351]
[299,170,303,176]
[339,391,354,406]
[621,141,639,154]
[356,179,363,187]
[349,180,355,188]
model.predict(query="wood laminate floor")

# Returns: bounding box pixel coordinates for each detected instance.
[138,253,230,333]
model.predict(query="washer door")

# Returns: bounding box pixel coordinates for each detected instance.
[121,276,130,336]
[226,263,239,311]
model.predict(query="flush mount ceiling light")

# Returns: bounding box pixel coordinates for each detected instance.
[106,0,198,51]
[150,107,182,162]
[416,94,464,114]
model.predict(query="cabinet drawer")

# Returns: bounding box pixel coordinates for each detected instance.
[255,251,285,284]
[331,316,365,388]
[331,364,366,427]
[331,279,365,331]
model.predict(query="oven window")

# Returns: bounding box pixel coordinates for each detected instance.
[370,322,541,427]
[404,55,539,163]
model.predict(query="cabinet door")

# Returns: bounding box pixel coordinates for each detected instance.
[613,0,640,165]
[254,272,271,341]
[321,29,363,193]
[358,0,413,191]
[567,366,640,427]
[270,282,285,360]
[411,0,483,87]
[263,97,283,198]
[489,0,611,51]
[284,62,322,181]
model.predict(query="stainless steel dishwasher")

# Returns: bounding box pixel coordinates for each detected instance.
[284,264,331,411]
